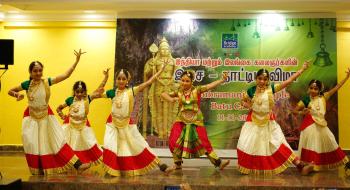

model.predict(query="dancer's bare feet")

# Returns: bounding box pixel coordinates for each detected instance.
[158,163,175,175]
[180,183,192,190]
[175,164,182,170]
[164,165,176,175]
[301,163,314,175]
[77,163,91,173]
[219,160,230,170]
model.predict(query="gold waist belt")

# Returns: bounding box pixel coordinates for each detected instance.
[251,111,271,127]
[179,110,197,123]
[112,117,130,128]
[29,105,48,120]
[69,115,87,130]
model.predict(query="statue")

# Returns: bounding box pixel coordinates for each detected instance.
[143,37,179,139]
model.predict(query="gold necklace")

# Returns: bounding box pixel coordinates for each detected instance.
[254,86,266,105]
[253,94,263,105]
[183,88,192,104]
[311,96,321,110]
[71,104,80,113]
[256,86,266,93]
[71,97,84,113]
[28,80,41,101]
[183,88,191,96]
[115,89,126,108]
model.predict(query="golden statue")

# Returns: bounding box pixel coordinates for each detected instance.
[143,37,179,139]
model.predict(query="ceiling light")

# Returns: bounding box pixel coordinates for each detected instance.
[9,14,26,20]
[166,13,198,35]
[84,14,103,20]
[84,10,96,13]
[257,13,285,33]
[0,12,4,21]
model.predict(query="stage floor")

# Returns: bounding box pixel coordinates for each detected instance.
[1,152,350,190]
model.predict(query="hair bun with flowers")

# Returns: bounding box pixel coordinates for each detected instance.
[182,70,195,81]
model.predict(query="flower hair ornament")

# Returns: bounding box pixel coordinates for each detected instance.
[183,70,195,81]
[117,69,132,81]
[34,61,40,67]
[119,69,125,76]
[261,69,269,77]
[311,80,324,94]
[78,81,83,90]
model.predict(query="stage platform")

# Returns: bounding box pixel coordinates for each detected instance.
[1,152,350,190]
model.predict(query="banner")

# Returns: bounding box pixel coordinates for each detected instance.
[115,18,337,149]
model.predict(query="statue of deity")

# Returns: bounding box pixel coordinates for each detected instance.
[143,37,179,139]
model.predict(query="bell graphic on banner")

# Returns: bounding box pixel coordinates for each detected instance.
[230,20,236,31]
[253,31,260,38]
[307,19,314,38]
[313,18,332,67]
[307,31,314,38]
[253,19,260,38]
[314,44,332,67]
[284,19,289,31]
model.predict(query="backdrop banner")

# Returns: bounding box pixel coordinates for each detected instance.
[115,18,337,149]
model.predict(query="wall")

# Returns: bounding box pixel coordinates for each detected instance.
[0,21,116,144]
[337,21,350,149]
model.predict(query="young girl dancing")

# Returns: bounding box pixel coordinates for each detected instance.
[292,68,350,172]
[102,65,173,176]
[56,68,110,167]
[238,61,314,175]
[8,49,90,175]
[162,70,230,170]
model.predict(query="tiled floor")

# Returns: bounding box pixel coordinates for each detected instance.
[1,152,350,190]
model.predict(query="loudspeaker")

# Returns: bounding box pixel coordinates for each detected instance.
[0,39,14,66]
[0,178,22,190]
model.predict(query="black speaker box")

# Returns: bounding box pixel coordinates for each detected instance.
[0,178,22,190]
[0,39,14,66]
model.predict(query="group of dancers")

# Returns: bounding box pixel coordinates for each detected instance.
[7,49,350,176]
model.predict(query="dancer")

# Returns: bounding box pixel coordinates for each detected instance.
[102,65,173,176]
[237,61,314,175]
[162,70,230,170]
[292,69,350,172]
[8,49,90,175]
[56,68,110,166]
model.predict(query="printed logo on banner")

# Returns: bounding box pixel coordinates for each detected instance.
[222,33,238,49]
